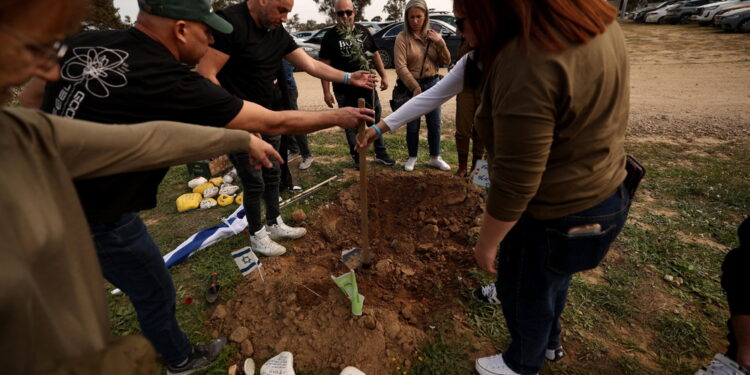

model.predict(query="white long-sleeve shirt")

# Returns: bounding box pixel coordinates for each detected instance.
[383,54,469,132]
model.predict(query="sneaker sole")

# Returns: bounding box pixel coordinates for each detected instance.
[375,159,395,166]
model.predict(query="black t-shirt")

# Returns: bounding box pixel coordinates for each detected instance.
[211,2,298,108]
[41,28,243,223]
[319,24,377,100]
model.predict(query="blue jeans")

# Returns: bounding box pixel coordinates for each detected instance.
[90,213,190,367]
[334,91,389,163]
[497,184,631,374]
[406,76,442,157]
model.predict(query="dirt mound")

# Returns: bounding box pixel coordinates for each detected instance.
[210,170,485,374]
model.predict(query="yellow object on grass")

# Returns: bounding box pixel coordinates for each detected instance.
[235,193,243,205]
[217,194,234,206]
[192,182,214,195]
[176,193,202,212]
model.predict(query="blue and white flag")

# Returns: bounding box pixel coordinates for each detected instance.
[231,246,262,276]
[470,159,490,190]
[112,206,248,294]
[163,205,248,268]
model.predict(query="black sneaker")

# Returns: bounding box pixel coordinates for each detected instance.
[166,338,227,375]
[472,283,501,305]
[375,154,395,166]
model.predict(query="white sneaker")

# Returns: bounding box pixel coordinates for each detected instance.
[475,354,531,375]
[249,227,286,256]
[298,156,314,170]
[340,366,365,375]
[473,283,501,305]
[404,157,417,172]
[429,156,451,171]
[268,216,307,241]
[695,354,747,375]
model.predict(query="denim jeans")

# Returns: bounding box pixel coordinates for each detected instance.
[335,91,389,163]
[230,134,282,233]
[497,183,631,374]
[406,76,442,157]
[90,213,190,367]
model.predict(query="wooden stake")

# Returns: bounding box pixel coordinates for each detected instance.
[357,98,371,268]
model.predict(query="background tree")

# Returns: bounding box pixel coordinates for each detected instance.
[286,13,302,32]
[211,0,244,11]
[82,0,127,30]
[382,0,406,21]
[313,0,372,22]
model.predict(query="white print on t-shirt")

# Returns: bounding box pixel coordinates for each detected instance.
[338,39,354,56]
[60,47,130,98]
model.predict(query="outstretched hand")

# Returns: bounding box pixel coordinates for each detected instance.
[335,107,375,130]
[247,134,283,169]
[355,126,379,151]
[350,70,378,90]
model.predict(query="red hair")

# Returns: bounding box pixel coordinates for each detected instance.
[455,0,617,69]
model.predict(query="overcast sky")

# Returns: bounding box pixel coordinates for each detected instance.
[113,0,455,24]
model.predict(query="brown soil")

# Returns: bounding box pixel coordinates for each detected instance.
[210,171,485,374]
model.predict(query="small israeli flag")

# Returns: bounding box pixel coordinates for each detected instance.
[231,246,261,277]
[470,159,490,190]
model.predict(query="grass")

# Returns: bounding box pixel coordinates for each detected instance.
[105,132,748,374]
[99,64,750,375]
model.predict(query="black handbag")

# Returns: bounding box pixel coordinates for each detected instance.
[389,40,432,111]
[390,80,412,111]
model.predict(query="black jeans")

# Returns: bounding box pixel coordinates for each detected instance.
[230,134,281,233]
[497,183,631,374]
[334,91,388,163]
[90,213,190,367]
[285,88,312,158]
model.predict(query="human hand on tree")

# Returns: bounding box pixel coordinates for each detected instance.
[349,70,378,90]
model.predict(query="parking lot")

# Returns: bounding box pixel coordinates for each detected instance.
[293,21,750,141]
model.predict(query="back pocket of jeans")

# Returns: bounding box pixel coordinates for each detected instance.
[545,224,618,275]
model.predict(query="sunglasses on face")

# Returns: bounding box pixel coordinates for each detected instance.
[455,17,466,33]
[336,10,354,17]
[0,26,67,70]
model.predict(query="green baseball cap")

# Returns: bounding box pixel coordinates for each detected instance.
[138,0,234,34]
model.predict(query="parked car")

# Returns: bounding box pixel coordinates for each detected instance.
[645,3,682,23]
[372,19,461,69]
[719,7,750,30]
[303,26,334,45]
[713,2,750,25]
[633,0,684,22]
[664,0,717,23]
[293,30,316,42]
[428,11,456,26]
[357,21,383,34]
[692,0,749,25]
[297,41,320,60]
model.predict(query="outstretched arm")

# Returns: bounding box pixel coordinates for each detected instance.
[285,48,376,90]
[226,100,374,135]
